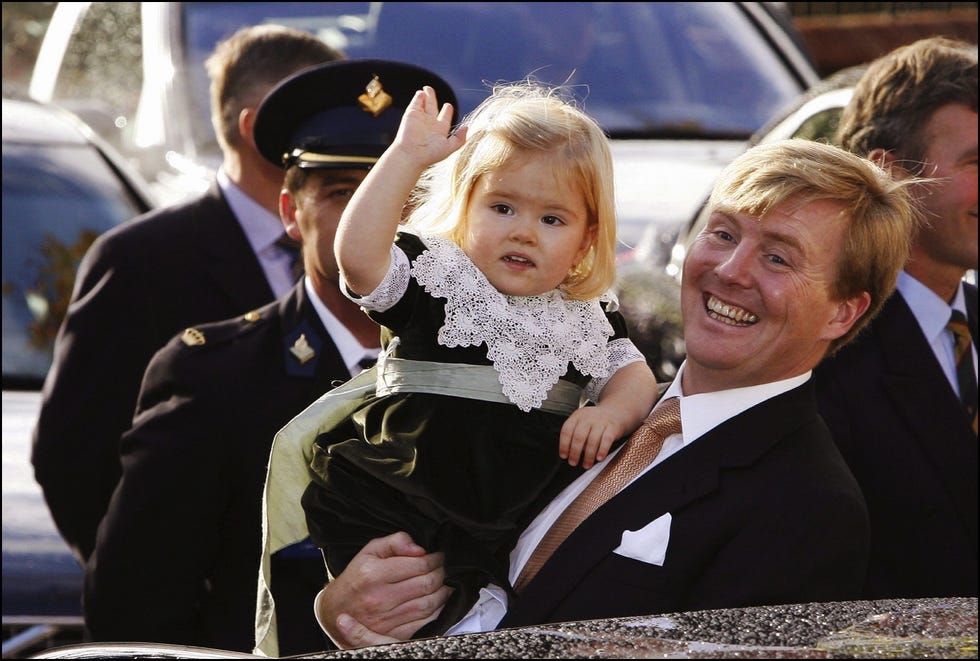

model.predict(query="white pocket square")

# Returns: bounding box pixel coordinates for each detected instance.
[613,512,671,566]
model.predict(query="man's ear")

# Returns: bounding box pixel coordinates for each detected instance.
[868,147,897,171]
[239,107,259,149]
[823,291,872,342]
[278,188,302,240]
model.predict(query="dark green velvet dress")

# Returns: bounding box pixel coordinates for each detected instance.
[301,232,639,635]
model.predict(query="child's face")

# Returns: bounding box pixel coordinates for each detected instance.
[462,155,594,296]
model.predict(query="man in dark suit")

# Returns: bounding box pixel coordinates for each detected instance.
[31,25,343,564]
[82,60,457,655]
[275,139,921,647]
[814,37,978,599]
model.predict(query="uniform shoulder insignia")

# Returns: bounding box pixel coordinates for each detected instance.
[181,327,206,346]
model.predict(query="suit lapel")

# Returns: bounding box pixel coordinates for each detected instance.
[875,293,978,534]
[508,381,816,625]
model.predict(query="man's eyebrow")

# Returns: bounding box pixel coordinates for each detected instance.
[761,225,805,254]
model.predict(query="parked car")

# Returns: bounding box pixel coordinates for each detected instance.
[616,66,866,381]
[29,1,819,248]
[1,96,157,658]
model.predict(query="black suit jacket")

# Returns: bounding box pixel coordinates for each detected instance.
[32,180,276,561]
[815,284,978,598]
[502,379,869,627]
[83,282,351,654]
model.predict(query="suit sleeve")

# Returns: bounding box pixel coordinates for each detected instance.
[83,337,232,645]
[31,233,162,562]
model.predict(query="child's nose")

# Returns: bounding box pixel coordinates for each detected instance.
[509,216,537,243]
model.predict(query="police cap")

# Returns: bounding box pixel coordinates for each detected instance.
[254,58,457,170]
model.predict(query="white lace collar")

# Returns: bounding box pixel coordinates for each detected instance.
[411,234,615,412]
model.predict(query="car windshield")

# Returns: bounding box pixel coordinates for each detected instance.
[182,1,805,156]
[1,139,147,387]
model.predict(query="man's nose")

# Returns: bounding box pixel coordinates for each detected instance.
[714,245,754,286]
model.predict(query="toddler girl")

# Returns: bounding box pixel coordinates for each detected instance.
[302,81,657,636]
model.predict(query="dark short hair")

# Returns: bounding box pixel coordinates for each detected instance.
[837,37,978,165]
[205,25,343,151]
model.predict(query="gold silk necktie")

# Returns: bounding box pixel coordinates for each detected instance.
[275,233,304,283]
[947,310,978,436]
[514,396,682,593]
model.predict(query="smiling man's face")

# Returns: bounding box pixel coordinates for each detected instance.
[680,197,867,395]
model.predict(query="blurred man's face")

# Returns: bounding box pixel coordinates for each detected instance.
[908,103,979,279]
[281,169,369,284]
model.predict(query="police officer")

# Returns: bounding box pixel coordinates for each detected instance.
[83,60,457,655]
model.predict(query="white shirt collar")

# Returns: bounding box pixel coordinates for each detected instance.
[305,278,379,377]
[216,167,282,252]
[897,270,967,342]
[665,361,811,445]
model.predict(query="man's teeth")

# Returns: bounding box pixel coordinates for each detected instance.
[707,295,759,325]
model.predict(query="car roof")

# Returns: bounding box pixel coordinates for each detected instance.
[2,96,91,146]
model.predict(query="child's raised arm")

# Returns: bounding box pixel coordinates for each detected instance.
[335,86,467,296]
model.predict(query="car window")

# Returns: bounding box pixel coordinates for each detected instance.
[179,1,807,155]
[1,139,147,387]
[48,2,142,146]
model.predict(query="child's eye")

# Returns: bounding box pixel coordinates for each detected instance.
[541,215,564,226]
[492,204,514,215]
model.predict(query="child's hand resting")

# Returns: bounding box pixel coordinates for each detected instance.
[559,405,631,469]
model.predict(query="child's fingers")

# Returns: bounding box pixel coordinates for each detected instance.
[558,418,575,461]
[579,426,617,469]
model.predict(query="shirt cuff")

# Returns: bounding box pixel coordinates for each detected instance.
[445,583,509,635]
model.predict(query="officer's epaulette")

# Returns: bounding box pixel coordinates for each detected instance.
[178,309,266,350]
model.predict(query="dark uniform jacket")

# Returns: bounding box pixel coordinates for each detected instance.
[815,283,978,598]
[84,281,351,654]
[501,379,870,627]
[32,180,277,562]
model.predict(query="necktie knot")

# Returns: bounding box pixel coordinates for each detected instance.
[276,233,304,283]
[642,396,682,442]
[948,310,972,358]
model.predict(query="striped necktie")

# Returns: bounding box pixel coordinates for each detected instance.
[947,310,978,436]
[514,396,682,593]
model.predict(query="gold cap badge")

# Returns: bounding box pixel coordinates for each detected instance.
[358,76,393,117]
[243,310,261,323]
[290,333,315,364]
[181,328,206,347]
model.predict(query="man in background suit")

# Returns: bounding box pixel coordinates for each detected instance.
[31,25,343,563]
[82,60,457,655]
[815,36,978,598]
[297,139,921,646]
